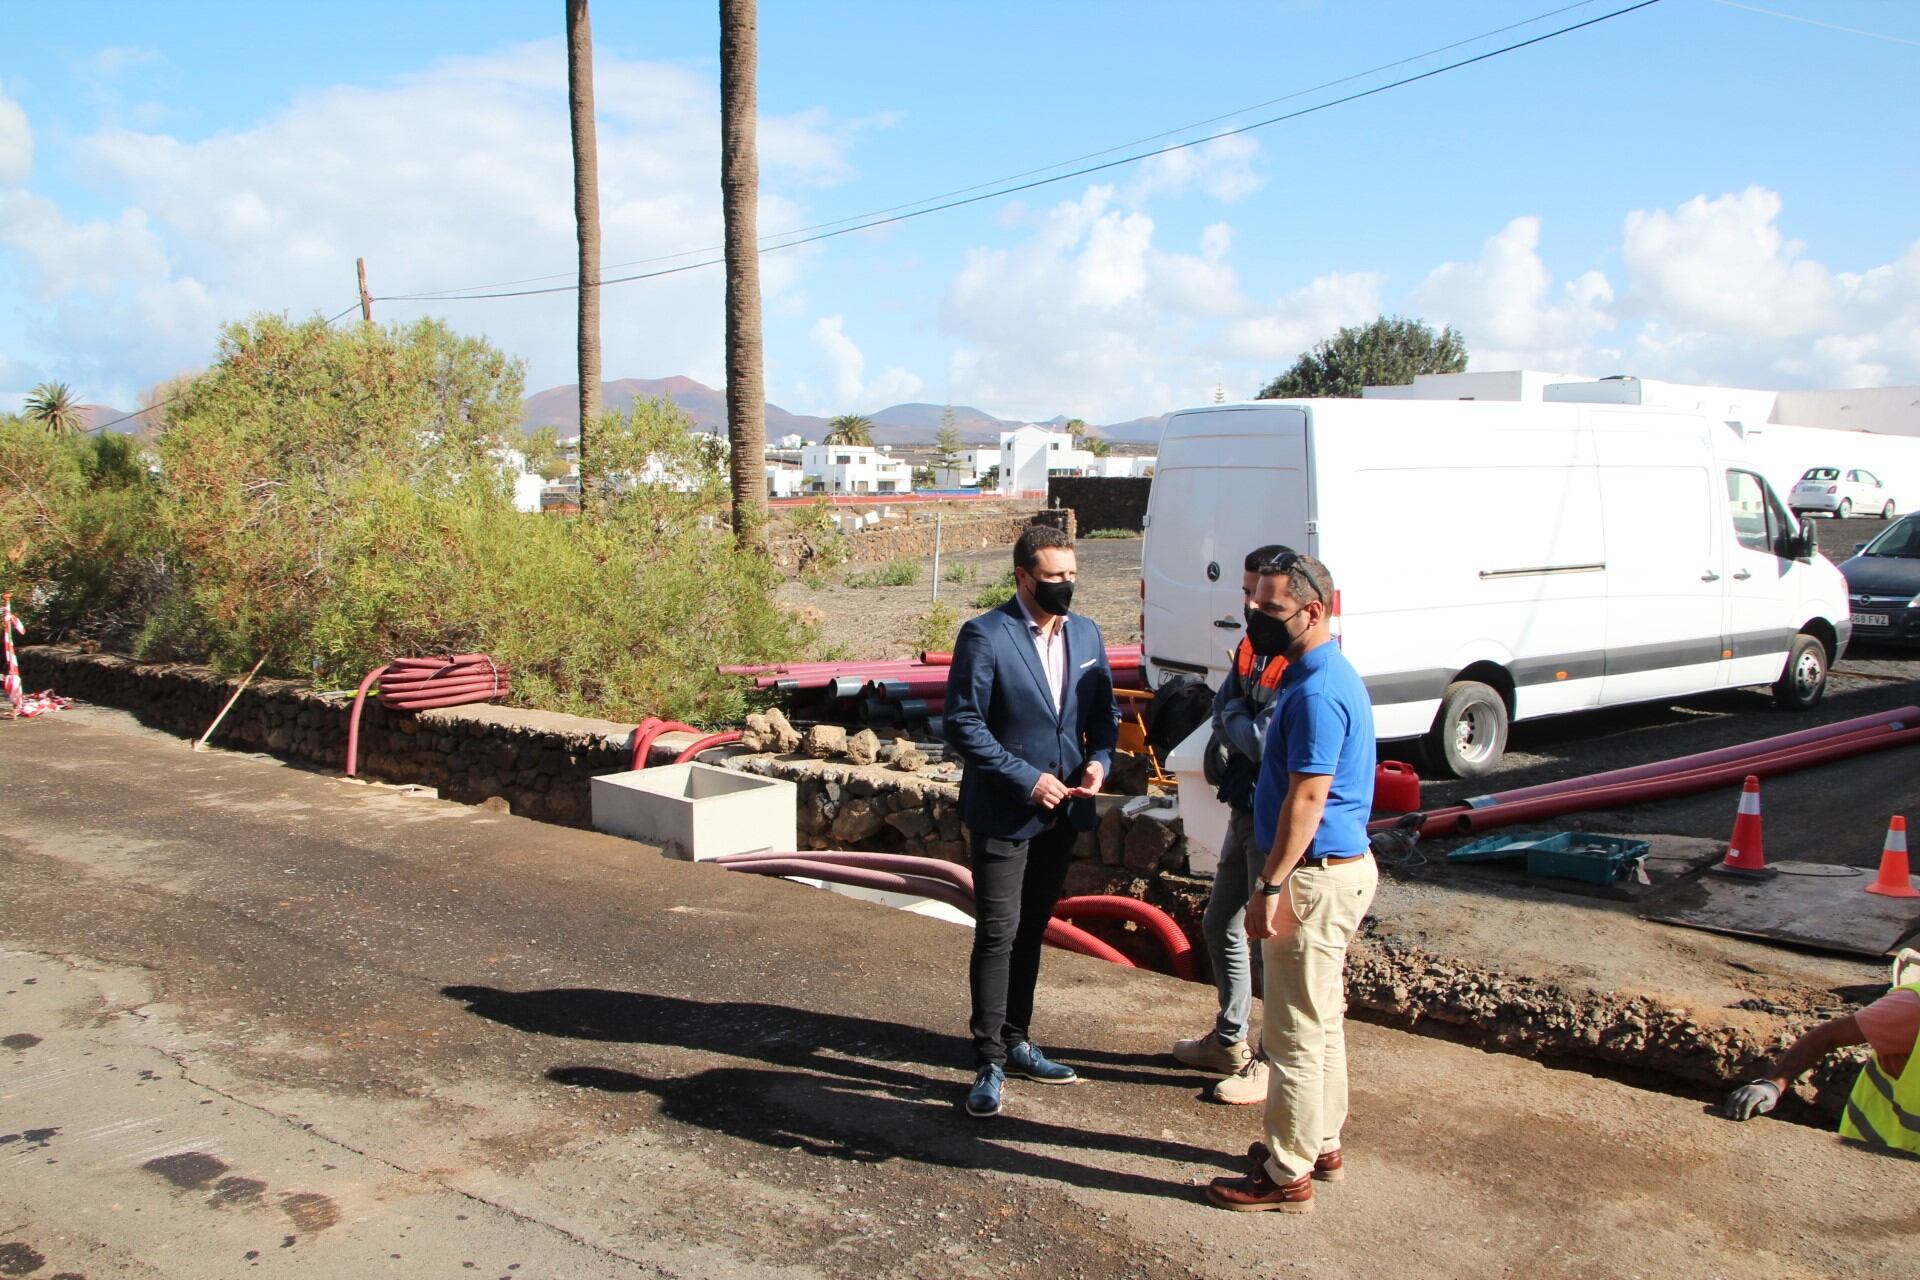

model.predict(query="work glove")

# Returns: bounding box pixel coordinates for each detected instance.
[1722,1080,1782,1121]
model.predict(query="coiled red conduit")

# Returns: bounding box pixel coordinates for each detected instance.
[714,850,1197,976]
[346,654,510,777]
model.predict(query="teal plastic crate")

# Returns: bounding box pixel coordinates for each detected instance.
[1448,832,1650,885]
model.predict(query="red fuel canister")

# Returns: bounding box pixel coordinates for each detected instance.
[1374,760,1421,814]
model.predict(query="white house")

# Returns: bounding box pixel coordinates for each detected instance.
[766,463,805,499]
[800,444,914,495]
[996,425,1088,494]
[1358,370,1920,513]
[932,446,1000,487]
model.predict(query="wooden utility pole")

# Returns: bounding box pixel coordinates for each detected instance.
[356,257,373,323]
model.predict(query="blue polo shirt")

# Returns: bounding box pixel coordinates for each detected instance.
[1252,639,1376,859]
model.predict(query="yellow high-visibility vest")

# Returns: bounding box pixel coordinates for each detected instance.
[1838,981,1920,1154]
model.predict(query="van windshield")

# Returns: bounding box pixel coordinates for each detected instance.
[1860,517,1920,558]
[1800,467,1839,481]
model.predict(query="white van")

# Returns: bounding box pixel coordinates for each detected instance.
[1141,399,1852,776]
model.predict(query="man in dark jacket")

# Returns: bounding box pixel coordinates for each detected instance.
[1173,544,1292,1105]
[944,523,1119,1118]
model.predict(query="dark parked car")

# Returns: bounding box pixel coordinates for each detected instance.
[1840,513,1920,645]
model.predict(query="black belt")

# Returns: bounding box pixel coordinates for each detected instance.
[1301,852,1369,866]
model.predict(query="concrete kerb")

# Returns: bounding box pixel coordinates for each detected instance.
[16,643,1882,1123]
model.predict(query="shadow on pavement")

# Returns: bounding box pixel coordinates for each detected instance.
[443,984,1230,1198]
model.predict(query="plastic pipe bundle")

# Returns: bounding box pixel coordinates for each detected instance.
[1377,708,1920,842]
[346,654,511,777]
[713,850,1201,976]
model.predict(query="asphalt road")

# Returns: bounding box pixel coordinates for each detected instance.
[4,707,1919,1278]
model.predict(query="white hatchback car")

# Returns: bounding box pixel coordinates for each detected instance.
[1789,466,1896,519]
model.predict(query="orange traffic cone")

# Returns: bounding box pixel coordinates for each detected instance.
[1716,775,1775,878]
[1866,816,1918,899]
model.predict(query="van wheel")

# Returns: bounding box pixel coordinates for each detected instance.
[1772,633,1828,711]
[1883,500,1897,520]
[1836,499,1851,519]
[1424,681,1508,778]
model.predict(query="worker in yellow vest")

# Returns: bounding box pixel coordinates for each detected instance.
[1723,949,1919,1153]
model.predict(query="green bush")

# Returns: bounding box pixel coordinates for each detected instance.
[916,601,960,654]
[973,578,1016,610]
[941,561,977,585]
[845,557,920,589]
[0,422,168,643]
[1084,527,1138,539]
[2,312,808,724]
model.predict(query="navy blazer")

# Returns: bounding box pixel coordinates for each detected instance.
[943,598,1119,840]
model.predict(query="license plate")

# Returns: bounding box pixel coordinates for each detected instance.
[1851,612,1889,627]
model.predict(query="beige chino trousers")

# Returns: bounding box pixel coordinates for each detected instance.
[1259,854,1379,1182]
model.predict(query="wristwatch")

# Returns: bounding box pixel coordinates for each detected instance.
[1254,874,1285,897]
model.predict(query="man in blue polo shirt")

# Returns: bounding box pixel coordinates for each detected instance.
[1206,551,1377,1215]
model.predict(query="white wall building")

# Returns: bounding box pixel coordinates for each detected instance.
[800,444,914,495]
[766,463,805,499]
[998,425,1096,494]
[932,446,1000,487]
[1357,370,1920,514]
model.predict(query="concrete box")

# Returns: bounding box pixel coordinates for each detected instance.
[1166,720,1227,876]
[590,763,796,860]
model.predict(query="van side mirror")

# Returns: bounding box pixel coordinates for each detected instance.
[1793,518,1818,563]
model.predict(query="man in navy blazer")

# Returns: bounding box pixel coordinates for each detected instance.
[944,522,1118,1117]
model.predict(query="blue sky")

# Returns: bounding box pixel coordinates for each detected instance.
[3,0,1917,423]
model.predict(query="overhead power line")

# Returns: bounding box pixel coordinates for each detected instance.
[1707,0,1920,48]
[397,0,1611,301]
[383,0,1662,306]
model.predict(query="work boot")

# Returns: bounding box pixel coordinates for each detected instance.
[1249,1141,1344,1182]
[1206,1164,1314,1213]
[1172,1031,1253,1075]
[1210,1055,1268,1104]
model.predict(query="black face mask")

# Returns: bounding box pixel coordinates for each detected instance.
[1244,605,1304,657]
[1029,576,1075,617]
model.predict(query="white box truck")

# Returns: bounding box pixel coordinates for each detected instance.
[1141,399,1853,776]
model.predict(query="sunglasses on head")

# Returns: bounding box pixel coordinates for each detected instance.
[1256,551,1322,604]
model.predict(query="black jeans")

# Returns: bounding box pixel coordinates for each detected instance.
[968,820,1077,1067]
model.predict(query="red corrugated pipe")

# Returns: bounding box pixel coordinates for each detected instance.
[1054,895,1199,981]
[631,717,701,770]
[714,854,1132,966]
[673,731,743,764]
[346,654,510,777]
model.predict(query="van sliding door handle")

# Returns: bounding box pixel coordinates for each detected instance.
[1213,617,1243,629]
[1732,569,1752,581]
[1700,571,1720,582]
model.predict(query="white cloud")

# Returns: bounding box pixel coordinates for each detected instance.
[1413,215,1615,371]
[806,313,923,410]
[0,89,30,185]
[1220,271,1383,363]
[1126,134,1264,205]
[940,187,1211,420]
[1621,187,1835,338]
[0,39,865,404]
[1614,191,1920,386]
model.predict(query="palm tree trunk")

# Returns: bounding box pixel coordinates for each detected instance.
[720,0,768,550]
[567,0,602,469]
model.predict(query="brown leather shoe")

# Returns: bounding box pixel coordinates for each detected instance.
[1247,1141,1345,1182]
[1206,1164,1313,1213]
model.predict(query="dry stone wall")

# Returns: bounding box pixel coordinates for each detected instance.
[1046,477,1151,534]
